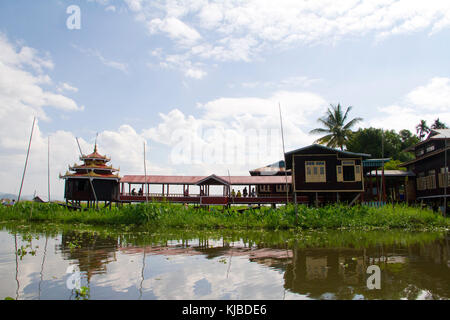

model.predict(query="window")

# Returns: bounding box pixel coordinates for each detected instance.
[259,185,271,192]
[427,170,436,189]
[343,165,355,181]
[417,177,426,190]
[417,171,437,190]
[439,167,449,188]
[276,184,290,192]
[305,161,326,182]
[336,160,362,182]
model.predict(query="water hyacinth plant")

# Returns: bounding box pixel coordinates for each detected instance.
[0,201,448,231]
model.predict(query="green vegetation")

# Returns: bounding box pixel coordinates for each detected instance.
[309,103,363,150]
[346,127,420,162]
[431,118,448,130]
[0,201,448,231]
[416,119,430,140]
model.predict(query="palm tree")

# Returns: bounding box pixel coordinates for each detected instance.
[431,118,448,130]
[309,103,363,150]
[415,120,430,140]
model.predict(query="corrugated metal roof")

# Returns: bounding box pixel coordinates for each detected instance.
[366,170,415,177]
[362,158,391,167]
[285,144,371,157]
[430,129,450,139]
[120,175,292,185]
[249,160,290,173]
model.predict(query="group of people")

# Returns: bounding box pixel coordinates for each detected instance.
[1,199,15,206]
[129,186,257,198]
[231,187,256,198]
[131,188,144,196]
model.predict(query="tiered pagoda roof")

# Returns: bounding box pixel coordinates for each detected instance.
[60,144,120,181]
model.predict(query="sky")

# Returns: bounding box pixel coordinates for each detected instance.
[1,0,450,200]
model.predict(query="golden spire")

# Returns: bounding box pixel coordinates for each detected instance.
[94,132,98,153]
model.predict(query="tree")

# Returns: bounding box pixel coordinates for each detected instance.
[309,103,363,150]
[415,120,430,140]
[431,118,448,130]
[346,128,417,162]
[399,129,420,150]
[384,159,406,171]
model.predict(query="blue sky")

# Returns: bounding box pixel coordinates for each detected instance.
[1,0,450,199]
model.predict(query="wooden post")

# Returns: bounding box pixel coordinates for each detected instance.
[18,117,36,203]
[376,167,379,205]
[294,191,298,224]
[47,135,51,202]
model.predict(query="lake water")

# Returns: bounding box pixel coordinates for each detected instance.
[0,222,449,300]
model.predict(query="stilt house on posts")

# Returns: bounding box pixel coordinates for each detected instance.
[60,144,120,208]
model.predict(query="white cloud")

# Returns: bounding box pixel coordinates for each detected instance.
[105,5,116,12]
[147,17,202,46]
[121,0,450,69]
[0,34,168,199]
[72,44,128,73]
[365,77,450,133]
[240,76,322,89]
[158,54,207,79]
[406,77,450,112]
[143,91,328,174]
[57,82,79,93]
[124,0,143,12]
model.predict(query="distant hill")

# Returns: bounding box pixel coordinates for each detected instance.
[0,192,33,200]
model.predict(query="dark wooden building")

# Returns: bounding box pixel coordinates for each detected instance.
[284,144,371,204]
[400,129,449,213]
[249,160,292,197]
[60,145,120,207]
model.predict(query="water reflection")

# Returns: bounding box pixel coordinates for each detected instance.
[0,223,448,300]
[59,231,118,281]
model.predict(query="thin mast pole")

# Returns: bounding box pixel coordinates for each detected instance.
[144,141,148,203]
[278,103,289,205]
[444,136,447,217]
[228,169,232,205]
[47,135,51,203]
[76,137,83,156]
[18,117,36,203]
[381,130,386,204]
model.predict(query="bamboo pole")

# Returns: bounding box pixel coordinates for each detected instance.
[279,103,289,206]
[76,137,83,156]
[18,117,36,203]
[47,135,51,203]
[144,141,148,203]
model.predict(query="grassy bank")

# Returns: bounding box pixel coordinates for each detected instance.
[0,201,448,230]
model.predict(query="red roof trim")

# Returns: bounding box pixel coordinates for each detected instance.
[120,175,292,185]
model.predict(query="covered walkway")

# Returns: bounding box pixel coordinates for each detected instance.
[118,174,306,205]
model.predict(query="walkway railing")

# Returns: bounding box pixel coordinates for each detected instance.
[119,194,310,205]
